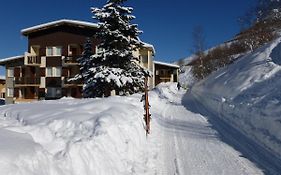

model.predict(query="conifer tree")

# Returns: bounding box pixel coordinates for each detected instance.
[70,38,94,97]
[79,38,93,79]
[78,38,94,97]
[83,0,148,97]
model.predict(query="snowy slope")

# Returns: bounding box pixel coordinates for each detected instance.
[0,83,266,175]
[184,37,281,159]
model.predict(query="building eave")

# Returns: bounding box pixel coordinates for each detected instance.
[154,61,180,68]
[21,19,99,36]
[0,55,24,66]
[142,42,156,54]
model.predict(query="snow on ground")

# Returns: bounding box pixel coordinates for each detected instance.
[0,83,269,175]
[149,83,263,175]
[0,96,150,175]
[183,38,281,173]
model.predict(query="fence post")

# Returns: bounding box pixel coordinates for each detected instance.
[143,77,151,135]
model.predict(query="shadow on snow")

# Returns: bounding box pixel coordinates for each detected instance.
[181,89,281,175]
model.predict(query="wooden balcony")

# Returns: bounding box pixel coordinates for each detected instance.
[24,52,41,66]
[15,77,40,86]
[27,56,41,65]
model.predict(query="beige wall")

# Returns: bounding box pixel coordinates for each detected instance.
[0,83,5,98]
[137,48,154,89]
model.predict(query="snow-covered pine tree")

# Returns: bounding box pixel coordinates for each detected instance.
[69,38,94,97]
[79,38,93,79]
[83,0,148,97]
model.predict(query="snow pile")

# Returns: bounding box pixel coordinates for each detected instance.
[174,55,197,88]
[178,66,196,88]
[152,82,185,104]
[184,37,281,158]
[0,96,153,175]
[0,83,273,174]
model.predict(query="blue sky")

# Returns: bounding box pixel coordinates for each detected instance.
[0,0,255,75]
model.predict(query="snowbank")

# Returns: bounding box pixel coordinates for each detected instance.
[178,66,196,88]
[0,96,152,175]
[184,38,281,158]
[151,82,185,104]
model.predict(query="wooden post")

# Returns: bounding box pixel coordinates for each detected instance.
[143,77,151,135]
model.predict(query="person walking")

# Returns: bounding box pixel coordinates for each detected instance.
[177,82,181,90]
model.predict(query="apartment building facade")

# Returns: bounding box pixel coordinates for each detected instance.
[0,19,178,104]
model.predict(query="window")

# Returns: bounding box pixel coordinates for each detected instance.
[68,44,79,56]
[46,67,62,77]
[46,67,52,77]
[7,67,14,77]
[54,67,61,77]
[46,87,61,98]
[141,55,148,63]
[46,46,62,56]
[7,88,14,97]
[155,70,159,76]
[47,47,52,56]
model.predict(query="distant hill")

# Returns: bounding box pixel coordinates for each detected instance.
[177,12,281,87]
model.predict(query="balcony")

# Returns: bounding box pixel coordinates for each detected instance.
[27,56,41,64]
[24,52,41,66]
[15,77,40,86]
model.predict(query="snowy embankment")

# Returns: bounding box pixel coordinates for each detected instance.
[0,83,267,175]
[178,65,196,88]
[0,96,151,175]
[184,37,281,159]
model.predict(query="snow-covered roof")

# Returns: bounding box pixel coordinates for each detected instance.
[0,55,24,65]
[142,42,156,54]
[154,61,180,68]
[21,19,99,36]
[0,75,5,80]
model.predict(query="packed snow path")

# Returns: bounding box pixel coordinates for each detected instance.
[148,84,264,175]
[183,88,281,175]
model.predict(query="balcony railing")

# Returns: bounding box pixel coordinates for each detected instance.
[28,55,41,64]
[15,77,40,85]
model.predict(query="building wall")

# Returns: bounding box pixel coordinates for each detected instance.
[3,24,157,104]
[137,49,154,89]
[4,59,24,104]
[6,76,14,104]
[0,79,5,98]
[28,26,98,56]
[154,64,179,86]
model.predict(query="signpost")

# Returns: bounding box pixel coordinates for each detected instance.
[143,77,151,135]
